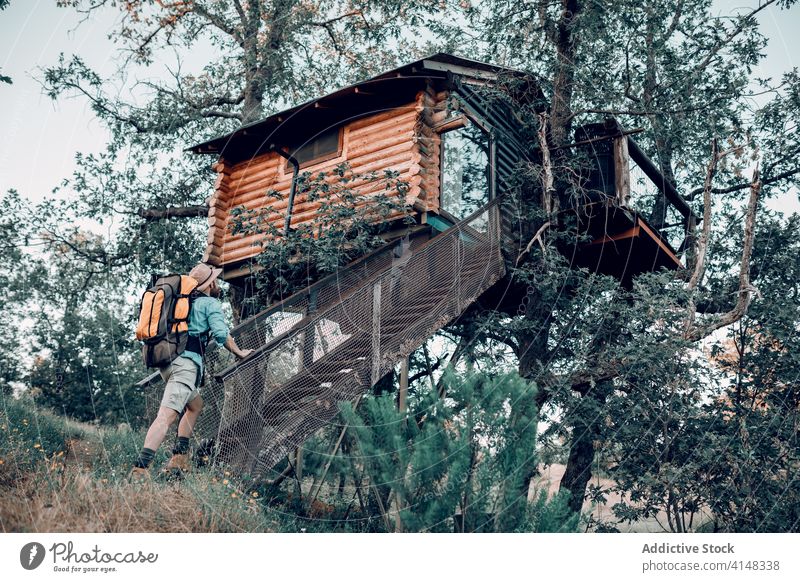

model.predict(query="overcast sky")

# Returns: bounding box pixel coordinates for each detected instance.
[1,0,798,213]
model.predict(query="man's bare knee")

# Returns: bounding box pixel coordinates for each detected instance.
[157,407,179,425]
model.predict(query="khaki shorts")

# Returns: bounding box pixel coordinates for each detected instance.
[159,356,201,413]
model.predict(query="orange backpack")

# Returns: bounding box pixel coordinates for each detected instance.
[135,274,199,368]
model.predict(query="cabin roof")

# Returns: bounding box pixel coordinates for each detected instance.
[187,52,537,162]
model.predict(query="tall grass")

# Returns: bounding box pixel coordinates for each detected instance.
[0,394,290,532]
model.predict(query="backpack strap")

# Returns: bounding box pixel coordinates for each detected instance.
[186,330,211,356]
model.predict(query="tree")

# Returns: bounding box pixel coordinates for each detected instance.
[42,0,442,251]
[423,0,800,522]
[0,190,28,394]
[338,369,578,532]
[6,0,800,531]
[0,0,11,84]
[21,226,148,427]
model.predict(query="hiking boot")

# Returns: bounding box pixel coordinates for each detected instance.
[161,453,191,479]
[129,466,151,483]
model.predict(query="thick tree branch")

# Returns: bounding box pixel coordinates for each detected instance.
[684,165,761,342]
[58,80,148,133]
[408,359,442,386]
[688,164,800,199]
[193,4,244,45]
[687,139,720,292]
[137,205,207,220]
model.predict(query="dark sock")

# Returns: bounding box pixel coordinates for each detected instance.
[134,447,156,469]
[172,436,190,455]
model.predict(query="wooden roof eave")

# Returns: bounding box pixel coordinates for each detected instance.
[187,53,540,159]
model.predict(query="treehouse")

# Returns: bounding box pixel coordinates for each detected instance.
[142,53,698,482]
[191,53,695,304]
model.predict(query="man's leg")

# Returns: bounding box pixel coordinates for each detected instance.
[132,406,179,471]
[144,406,180,450]
[168,393,203,464]
[177,394,203,438]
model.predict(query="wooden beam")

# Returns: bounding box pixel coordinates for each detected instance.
[587,218,683,269]
[421,59,498,81]
[371,282,382,385]
[432,115,468,134]
[588,225,639,245]
[613,134,631,207]
[398,357,408,413]
[626,136,695,221]
[635,217,683,269]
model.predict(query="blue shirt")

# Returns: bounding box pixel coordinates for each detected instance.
[183,295,230,375]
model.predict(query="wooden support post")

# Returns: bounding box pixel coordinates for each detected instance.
[286,447,304,506]
[371,281,382,385]
[302,289,319,370]
[293,446,304,504]
[295,447,304,480]
[346,451,368,516]
[613,133,631,207]
[394,356,410,533]
[398,357,409,413]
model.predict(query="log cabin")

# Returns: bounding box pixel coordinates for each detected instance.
[190,53,696,313]
[169,53,700,480]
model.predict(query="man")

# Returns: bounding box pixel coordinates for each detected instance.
[130,262,253,480]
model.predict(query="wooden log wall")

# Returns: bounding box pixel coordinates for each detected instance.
[415,81,449,213]
[203,88,452,268]
[202,160,233,265]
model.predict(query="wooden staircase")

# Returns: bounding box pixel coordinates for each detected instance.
[197,199,506,481]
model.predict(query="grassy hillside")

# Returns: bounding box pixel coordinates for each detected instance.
[0,394,307,532]
[1,393,582,533]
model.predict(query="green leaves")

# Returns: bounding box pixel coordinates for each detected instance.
[337,369,574,532]
[228,162,411,309]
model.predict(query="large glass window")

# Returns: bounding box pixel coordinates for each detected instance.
[440,121,491,224]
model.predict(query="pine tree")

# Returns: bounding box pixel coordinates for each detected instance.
[340,369,579,532]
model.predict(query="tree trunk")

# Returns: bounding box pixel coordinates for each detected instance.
[513,283,555,509]
[548,0,583,214]
[559,378,613,513]
[549,0,582,148]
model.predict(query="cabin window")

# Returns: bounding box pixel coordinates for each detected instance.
[285,125,343,169]
[439,121,491,226]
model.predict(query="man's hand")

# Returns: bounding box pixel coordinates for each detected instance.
[224,336,254,360]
